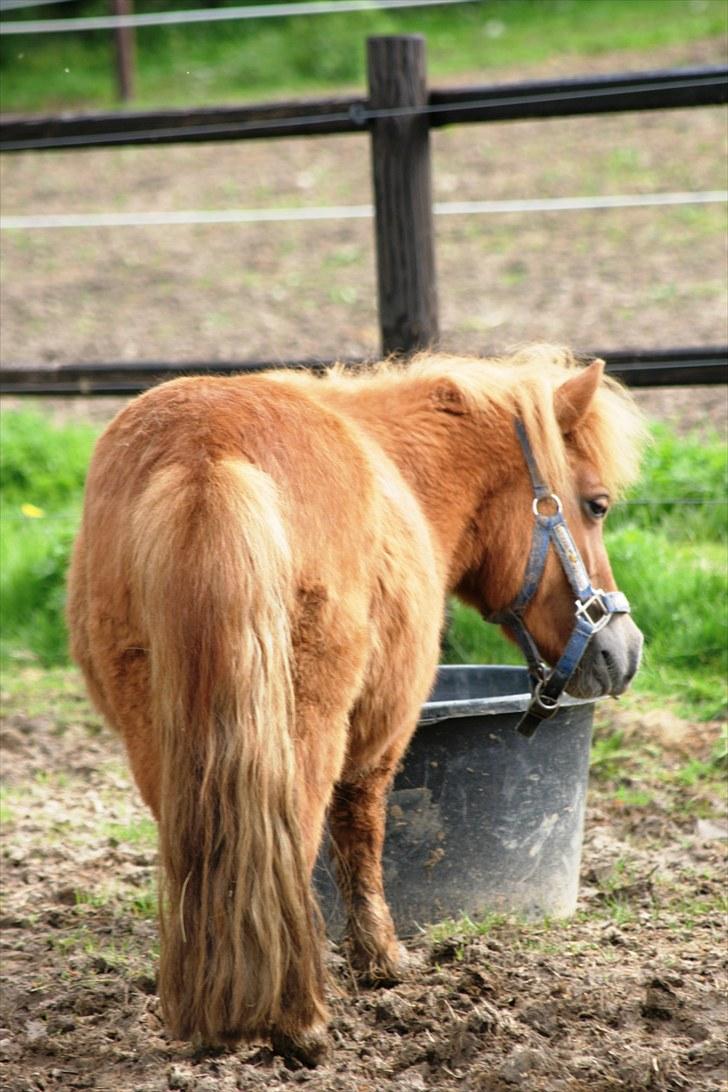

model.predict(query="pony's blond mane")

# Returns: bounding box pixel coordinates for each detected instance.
[320,346,646,498]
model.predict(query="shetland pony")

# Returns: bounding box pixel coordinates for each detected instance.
[67,348,645,1064]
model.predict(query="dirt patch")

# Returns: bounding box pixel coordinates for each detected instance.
[1,673,726,1092]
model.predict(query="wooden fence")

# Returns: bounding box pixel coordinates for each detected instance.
[1,36,727,396]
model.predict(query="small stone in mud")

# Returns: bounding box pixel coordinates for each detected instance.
[54,885,78,906]
[193,1077,222,1092]
[24,1020,46,1043]
[498,1047,544,1083]
[167,1065,194,1090]
[393,1067,428,1091]
[131,972,157,995]
[374,991,414,1030]
[601,925,628,946]
[641,977,681,1021]
[0,726,27,752]
[0,1038,22,1062]
[52,1016,77,1033]
[520,1002,560,1038]
[428,937,461,964]
[5,846,29,866]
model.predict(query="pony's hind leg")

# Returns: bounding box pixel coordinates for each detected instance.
[328,746,410,984]
[268,709,348,1067]
[269,592,369,1065]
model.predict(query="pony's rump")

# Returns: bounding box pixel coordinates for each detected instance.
[130,456,325,1044]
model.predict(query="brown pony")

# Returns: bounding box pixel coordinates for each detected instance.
[67,347,645,1065]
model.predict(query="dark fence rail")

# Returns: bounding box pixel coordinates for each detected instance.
[0,96,364,151]
[2,347,725,397]
[1,65,726,153]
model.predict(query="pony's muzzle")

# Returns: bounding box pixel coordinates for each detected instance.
[567,613,644,699]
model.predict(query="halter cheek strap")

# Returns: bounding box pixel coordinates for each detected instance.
[484,419,631,738]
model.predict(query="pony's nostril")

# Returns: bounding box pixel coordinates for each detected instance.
[625,642,642,685]
[600,646,615,672]
[599,644,625,690]
[600,637,641,691]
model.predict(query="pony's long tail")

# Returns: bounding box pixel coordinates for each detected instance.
[130,458,325,1047]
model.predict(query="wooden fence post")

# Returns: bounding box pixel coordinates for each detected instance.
[367,35,439,356]
[112,0,135,103]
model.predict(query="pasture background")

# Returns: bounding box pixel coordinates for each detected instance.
[1,0,726,110]
[1,4,727,1090]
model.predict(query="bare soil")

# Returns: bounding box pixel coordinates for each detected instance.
[0,676,726,1092]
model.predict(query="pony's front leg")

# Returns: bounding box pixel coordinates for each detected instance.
[329,746,410,984]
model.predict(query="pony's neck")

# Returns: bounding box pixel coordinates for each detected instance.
[318,376,512,590]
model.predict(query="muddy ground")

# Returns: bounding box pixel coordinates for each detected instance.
[0,677,726,1092]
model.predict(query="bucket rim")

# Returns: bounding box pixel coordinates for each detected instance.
[420,663,598,725]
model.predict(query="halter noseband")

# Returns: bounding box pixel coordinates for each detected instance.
[484,419,631,738]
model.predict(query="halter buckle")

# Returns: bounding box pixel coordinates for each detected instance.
[575,590,612,633]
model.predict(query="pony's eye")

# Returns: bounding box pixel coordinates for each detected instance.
[585,497,609,520]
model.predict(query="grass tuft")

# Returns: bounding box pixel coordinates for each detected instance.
[1,409,96,666]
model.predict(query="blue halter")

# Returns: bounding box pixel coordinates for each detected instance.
[485,419,631,738]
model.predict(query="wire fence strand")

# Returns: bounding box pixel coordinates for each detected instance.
[1,190,725,231]
[0,0,478,34]
[0,0,74,11]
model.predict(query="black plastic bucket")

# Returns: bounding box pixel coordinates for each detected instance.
[315,665,596,935]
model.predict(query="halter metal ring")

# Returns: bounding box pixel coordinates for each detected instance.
[530,679,561,719]
[532,493,562,518]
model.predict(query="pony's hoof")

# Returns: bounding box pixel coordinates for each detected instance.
[270,1023,331,1068]
[353,943,413,987]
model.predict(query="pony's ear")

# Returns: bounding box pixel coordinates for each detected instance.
[430,378,467,416]
[554,359,604,432]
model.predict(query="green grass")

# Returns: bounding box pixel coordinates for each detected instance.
[1,407,96,510]
[104,816,157,848]
[0,409,96,665]
[0,786,15,826]
[73,881,158,918]
[609,424,727,542]
[0,662,102,728]
[1,0,725,112]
